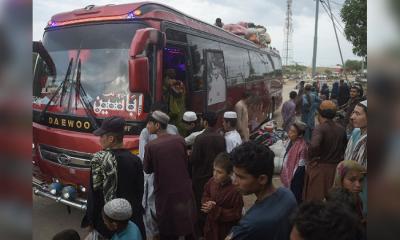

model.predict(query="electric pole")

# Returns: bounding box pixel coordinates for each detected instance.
[283,0,293,66]
[325,0,348,81]
[311,0,320,77]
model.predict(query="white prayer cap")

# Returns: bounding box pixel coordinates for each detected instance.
[360,100,367,108]
[224,111,237,119]
[183,111,197,122]
[103,198,132,221]
[151,110,170,125]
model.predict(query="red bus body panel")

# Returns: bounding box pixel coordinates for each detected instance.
[33,122,139,188]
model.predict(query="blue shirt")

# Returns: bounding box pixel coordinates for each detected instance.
[230,187,297,240]
[301,92,320,127]
[112,221,142,240]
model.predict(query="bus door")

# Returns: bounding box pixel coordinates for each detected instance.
[162,44,190,132]
[204,49,227,113]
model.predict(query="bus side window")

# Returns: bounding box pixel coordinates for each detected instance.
[205,50,226,106]
[219,43,249,86]
[190,45,204,91]
[249,51,266,80]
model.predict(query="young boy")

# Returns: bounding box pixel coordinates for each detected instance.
[227,142,297,240]
[102,198,142,240]
[222,111,242,153]
[201,152,244,240]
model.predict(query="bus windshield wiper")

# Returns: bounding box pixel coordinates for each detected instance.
[75,59,99,129]
[40,58,73,121]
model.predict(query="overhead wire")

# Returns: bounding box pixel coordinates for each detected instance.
[330,0,344,6]
[326,4,345,32]
[320,0,346,37]
[326,1,346,30]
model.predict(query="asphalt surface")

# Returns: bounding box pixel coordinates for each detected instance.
[33,194,87,239]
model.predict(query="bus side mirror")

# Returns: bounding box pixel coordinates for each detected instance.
[33,41,56,76]
[129,28,165,57]
[128,28,165,94]
[129,57,149,93]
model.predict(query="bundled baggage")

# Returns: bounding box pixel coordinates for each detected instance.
[223,21,271,47]
[250,121,288,174]
[250,121,287,146]
[223,24,247,37]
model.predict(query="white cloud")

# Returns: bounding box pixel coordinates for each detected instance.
[32,0,361,66]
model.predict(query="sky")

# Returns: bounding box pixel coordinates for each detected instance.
[32,0,362,67]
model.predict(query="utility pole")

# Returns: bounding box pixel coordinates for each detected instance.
[311,0,319,78]
[283,0,293,66]
[325,0,348,81]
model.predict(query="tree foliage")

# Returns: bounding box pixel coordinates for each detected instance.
[341,0,367,57]
[324,69,333,75]
[282,64,307,75]
[344,59,362,72]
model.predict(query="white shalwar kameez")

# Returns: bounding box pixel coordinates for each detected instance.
[225,130,242,153]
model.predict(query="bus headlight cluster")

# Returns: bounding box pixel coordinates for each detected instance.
[78,185,86,193]
[61,186,77,200]
[49,182,63,195]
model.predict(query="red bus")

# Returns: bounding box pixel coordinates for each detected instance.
[33,2,283,209]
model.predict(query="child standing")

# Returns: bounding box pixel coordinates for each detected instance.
[222,111,242,153]
[201,153,244,240]
[102,198,142,240]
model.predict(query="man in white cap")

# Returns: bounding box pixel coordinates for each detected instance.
[138,102,178,239]
[139,102,178,160]
[182,111,205,147]
[103,198,142,240]
[223,111,242,153]
[143,111,196,239]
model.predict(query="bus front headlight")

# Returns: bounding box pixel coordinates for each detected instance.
[49,182,63,195]
[61,186,77,200]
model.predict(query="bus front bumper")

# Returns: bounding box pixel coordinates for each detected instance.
[33,180,87,211]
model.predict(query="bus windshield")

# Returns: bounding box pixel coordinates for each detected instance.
[33,22,147,118]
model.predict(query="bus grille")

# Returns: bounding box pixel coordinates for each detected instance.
[38,144,93,169]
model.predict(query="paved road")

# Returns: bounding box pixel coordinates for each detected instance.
[274,79,297,128]
[33,80,297,240]
[33,194,87,239]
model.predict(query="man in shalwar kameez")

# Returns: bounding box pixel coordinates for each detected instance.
[144,111,196,239]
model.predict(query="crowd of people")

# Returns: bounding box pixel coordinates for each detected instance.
[280,79,367,239]
[52,80,367,240]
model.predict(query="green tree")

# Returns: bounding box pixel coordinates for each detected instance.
[341,0,367,57]
[324,69,332,76]
[283,64,307,74]
[294,64,307,72]
[344,59,362,72]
